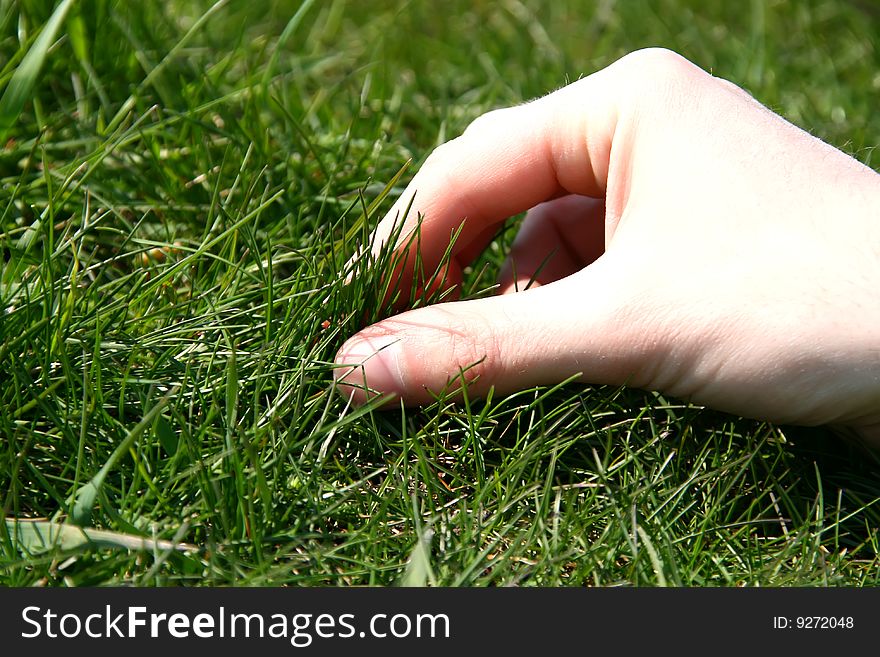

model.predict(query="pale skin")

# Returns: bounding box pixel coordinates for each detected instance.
[334,48,880,445]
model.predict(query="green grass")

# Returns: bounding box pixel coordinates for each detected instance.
[1,0,879,586]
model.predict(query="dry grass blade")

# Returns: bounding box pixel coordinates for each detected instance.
[5,519,197,554]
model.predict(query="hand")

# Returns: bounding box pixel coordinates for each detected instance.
[334,48,880,444]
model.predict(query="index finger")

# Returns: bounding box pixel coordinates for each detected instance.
[365,58,624,277]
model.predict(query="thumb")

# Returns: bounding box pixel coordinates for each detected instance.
[333,262,653,406]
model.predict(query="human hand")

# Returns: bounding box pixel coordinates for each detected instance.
[334,48,880,444]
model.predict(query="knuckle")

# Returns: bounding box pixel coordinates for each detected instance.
[430,308,500,389]
[423,106,524,176]
[462,107,510,137]
[612,47,704,106]
[617,47,693,78]
[422,137,460,171]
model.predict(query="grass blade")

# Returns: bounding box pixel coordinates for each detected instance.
[0,0,77,142]
[400,527,436,587]
[261,0,318,91]
[104,0,230,134]
[5,519,196,554]
[70,387,178,527]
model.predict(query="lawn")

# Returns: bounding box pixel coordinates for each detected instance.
[1,0,879,586]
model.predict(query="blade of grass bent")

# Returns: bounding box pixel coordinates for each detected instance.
[70,386,179,526]
[0,0,77,143]
[5,519,196,554]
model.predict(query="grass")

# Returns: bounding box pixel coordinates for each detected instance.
[1,0,879,586]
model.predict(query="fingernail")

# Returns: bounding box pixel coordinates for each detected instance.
[334,333,406,401]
